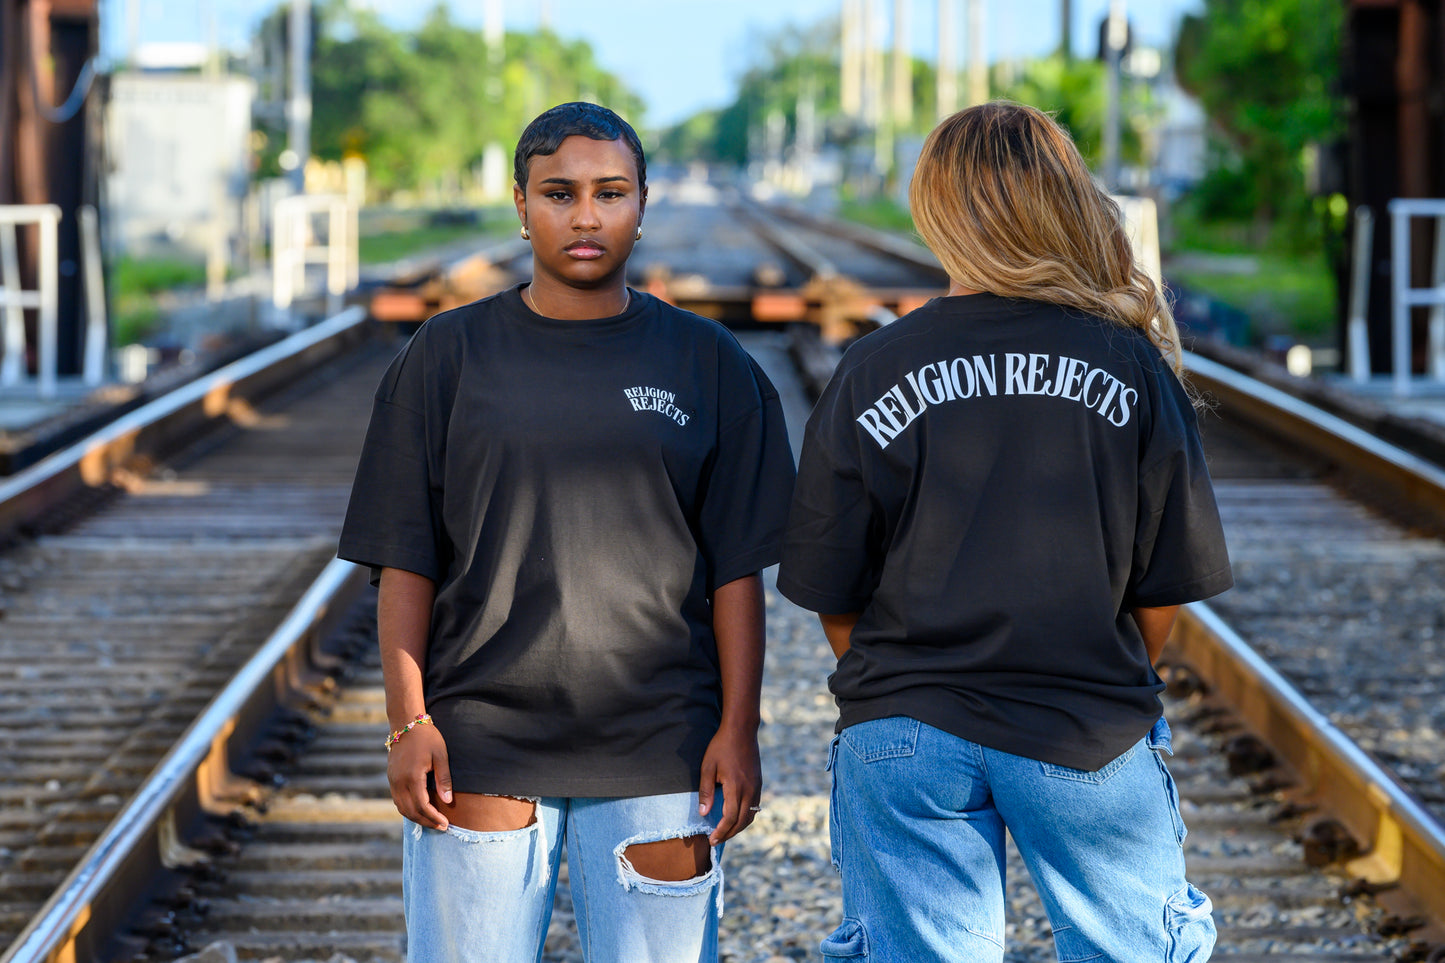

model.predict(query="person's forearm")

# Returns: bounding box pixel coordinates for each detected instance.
[712,574,765,731]
[1131,604,1180,666]
[819,612,860,659]
[378,567,437,730]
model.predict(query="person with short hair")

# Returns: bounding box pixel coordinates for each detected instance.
[339,102,795,963]
[777,101,1232,962]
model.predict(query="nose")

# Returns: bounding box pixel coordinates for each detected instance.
[572,196,602,231]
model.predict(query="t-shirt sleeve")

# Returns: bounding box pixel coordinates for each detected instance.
[1127,360,1234,607]
[776,371,879,614]
[337,334,448,583]
[695,351,797,591]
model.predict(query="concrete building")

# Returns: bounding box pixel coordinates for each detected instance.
[106,70,255,260]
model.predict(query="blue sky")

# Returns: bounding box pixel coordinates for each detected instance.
[106,0,1203,127]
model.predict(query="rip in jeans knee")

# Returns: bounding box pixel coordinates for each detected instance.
[614,826,724,915]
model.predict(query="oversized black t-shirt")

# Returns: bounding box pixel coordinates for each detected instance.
[338,286,795,797]
[776,294,1233,772]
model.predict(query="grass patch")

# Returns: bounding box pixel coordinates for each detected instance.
[1168,254,1336,342]
[112,256,206,345]
[1165,201,1338,342]
[838,196,917,235]
[359,222,510,265]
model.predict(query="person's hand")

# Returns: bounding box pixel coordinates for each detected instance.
[387,724,453,830]
[698,722,762,845]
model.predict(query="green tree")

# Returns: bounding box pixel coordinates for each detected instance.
[258,0,644,197]
[1000,55,1152,170]
[1175,0,1342,228]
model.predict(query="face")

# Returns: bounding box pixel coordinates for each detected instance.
[514,135,646,290]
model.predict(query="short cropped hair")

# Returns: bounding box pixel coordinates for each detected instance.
[514,102,647,193]
[909,101,1182,374]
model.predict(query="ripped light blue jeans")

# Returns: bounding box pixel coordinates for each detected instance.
[824,716,1215,962]
[403,791,722,963]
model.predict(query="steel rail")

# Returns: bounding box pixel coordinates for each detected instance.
[0,305,371,541]
[1184,350,1445,529]
[1170,603,1445,930]
[1174,350,1445,933]
[763,202,950,282]
[726,197,841,281]
[1,557,368,963]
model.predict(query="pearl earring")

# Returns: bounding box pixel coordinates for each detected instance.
[635,226,643,241]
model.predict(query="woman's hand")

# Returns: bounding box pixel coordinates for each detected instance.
[698,721,762,845]
[387,723,453,830]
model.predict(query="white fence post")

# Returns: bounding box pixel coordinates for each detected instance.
[37,214,58,398]
[1347,206,1373,383]
[80,205,108,386]
[1113,195,1162,289]
[1430,215,1445,379]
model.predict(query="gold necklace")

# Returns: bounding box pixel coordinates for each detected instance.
[524,285,630,318]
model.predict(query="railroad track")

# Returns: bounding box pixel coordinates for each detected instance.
[363,188,948,335]
[2,203,1445,960]
[1175,354,1445,955]
[0,310,386,961]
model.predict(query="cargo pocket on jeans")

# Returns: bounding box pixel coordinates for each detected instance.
[1165,883,1216,962]
[820,917,869,959]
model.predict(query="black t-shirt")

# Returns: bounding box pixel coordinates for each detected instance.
[338,286,795,796]
[776,294,1232,771]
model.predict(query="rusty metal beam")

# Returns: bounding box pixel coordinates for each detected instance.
[47,0,96,17]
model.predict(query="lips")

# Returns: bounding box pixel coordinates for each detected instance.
[565,238,606,259]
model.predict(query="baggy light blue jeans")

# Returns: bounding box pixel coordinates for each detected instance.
[402,791,723,963]
[823,716,1215,962]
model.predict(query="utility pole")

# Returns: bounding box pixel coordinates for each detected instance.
[1059,0,1072,61]
[841,0,862,118]
[126,0,140,64]
[480,0,506,200]
[937,0,956,119]
[965,0,985,106]
[861,0,889,175]
[892,0,912,128]
[796,71,818,161]
[1101,0,1125,190]
[287,0,310,193]
[862,0,883,129]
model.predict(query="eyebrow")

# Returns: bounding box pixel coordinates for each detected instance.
[538,175,632,187]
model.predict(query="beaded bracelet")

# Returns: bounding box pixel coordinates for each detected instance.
[385,712,433,751]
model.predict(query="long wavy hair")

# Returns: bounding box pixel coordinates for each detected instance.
[909,101,1183,375]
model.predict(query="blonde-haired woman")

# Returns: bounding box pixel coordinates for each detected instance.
[777,101,1232,961]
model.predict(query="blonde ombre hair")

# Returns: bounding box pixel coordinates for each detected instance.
[909,101,1183,375]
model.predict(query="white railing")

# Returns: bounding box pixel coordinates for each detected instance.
[272,194,359,318]
[0,204,108,398]
[1388,198,1445,396]
[0,205,61,397]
